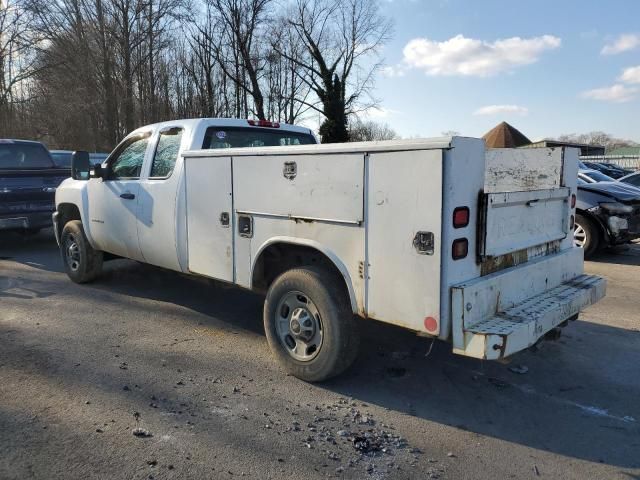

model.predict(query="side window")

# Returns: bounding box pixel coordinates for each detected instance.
[628,175,640,187]
[110,135,149,179]
[151,127,183,178]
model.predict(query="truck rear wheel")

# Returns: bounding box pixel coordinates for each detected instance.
[264,267,359,382]
[574,214,600,259]
[60,220,103,283]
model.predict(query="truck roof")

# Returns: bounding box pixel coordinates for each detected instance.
[183,136,481,158]
[129,118,315,137]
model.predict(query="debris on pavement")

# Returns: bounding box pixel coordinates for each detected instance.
[488,377,509,389]
[508,365,529,375]
[132,428,152,438]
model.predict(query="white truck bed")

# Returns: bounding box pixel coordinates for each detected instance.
[182,137,605,359]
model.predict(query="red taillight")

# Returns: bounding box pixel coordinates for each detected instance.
[452,238,468,260]
[453,206,470,228]
[248,119,280,128]
[571,194,576,209]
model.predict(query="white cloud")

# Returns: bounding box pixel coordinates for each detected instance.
[473,105,529,116]
[361,107,400,120]
[580,84,638,103]
[619,65,640,84]
[601,33,640,55]
[401,34,561,77]
[380,65,405,78]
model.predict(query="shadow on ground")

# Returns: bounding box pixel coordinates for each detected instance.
[2,230,639,471]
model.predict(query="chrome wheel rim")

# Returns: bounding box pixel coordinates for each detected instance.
[275,291,323,362]
[64,234,81,271]
[574,223,587,249]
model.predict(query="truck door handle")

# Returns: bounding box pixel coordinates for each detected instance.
[120,193,135,200]
[219,212,230,227]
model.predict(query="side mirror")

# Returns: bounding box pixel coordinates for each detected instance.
[71,151,91,180]
[93,163,105,179]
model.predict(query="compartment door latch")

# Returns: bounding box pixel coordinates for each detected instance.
[413,231,434,255]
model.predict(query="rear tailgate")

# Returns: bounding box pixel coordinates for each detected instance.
[479,187,570,258]
[449,147,605,359]
[0,168,69,227]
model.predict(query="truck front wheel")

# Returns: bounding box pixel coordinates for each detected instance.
[264,267,359,382]
[60,220,103,283]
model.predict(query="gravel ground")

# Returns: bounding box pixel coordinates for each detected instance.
[1,230,639,479]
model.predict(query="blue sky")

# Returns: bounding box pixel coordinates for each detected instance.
[360,0,640,141]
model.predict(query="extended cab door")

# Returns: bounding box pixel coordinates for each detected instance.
[86,133,150,261]
[183,154,234,281]
[136,126,185,271]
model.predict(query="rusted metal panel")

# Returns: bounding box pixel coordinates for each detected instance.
[480,240,561,276]
[485,147,563,193]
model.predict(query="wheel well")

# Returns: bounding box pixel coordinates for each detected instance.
[575,209,608,241]
[252,243,354,308]
[57,203,81,237]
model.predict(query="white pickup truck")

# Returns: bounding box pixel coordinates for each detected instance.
[54,118,606,381]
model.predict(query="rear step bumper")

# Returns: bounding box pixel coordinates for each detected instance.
[451,249,606,360]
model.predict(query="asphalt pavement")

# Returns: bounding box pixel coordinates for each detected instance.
[1,230,639,479]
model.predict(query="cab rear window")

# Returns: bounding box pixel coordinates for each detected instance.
[202,127,316,149]
[0,142,54,169]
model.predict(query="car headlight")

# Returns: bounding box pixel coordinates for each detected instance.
[599,202,634,214]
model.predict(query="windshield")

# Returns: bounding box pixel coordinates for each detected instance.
[51,151,73,168]
[582,170,616,183]
[0,142,54,169]
[202,126,316,149]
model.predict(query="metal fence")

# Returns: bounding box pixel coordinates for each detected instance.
[580,155,640,171]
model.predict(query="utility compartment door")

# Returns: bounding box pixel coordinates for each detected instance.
[233,153,364,224]
[367,149,443,332]
[184,155,234,281]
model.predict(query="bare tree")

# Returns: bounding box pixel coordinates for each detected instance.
[4,0,394,149]
[0,0,41,135]
[201,0,272,120]
[349,119,398,142]
[276,0,392,142]
[556,132,638,153]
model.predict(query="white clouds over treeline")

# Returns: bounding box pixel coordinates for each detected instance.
[393,34,560,77]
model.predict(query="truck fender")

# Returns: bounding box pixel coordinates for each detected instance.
[55,180,98,249]
[251,236,359,314]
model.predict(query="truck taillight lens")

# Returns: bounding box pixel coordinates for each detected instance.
[248,119,280,128]
[453,207,470,228]
[452,238,468,260]
[571,194,576,209]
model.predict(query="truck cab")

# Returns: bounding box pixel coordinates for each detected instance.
[54,118,316,270]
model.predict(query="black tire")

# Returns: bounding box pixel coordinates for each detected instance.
[574,214,600,259]
[60,220,103,283]
[264,267,359,382]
